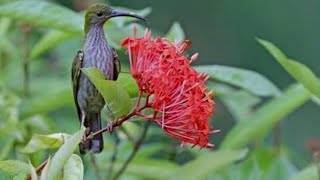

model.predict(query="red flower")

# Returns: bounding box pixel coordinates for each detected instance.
[121,28,218,148]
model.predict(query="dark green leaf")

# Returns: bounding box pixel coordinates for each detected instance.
[221,84,311,149]
[103,158,178,179]
[82,67,132,118]
[226,148,297,180]
[19,86,73,119]
[213,83,261,121]
[196,65,281,97]
[266,157,297,180]
[136,144,167,158]
[172,149,247,180]
[46,127,85,180]
[258,38,320,98]
[0,0,83,33]
[166,22,185,41]
[30,30,79,59]
[0,36,19,61]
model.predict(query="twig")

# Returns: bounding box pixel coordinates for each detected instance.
[84,102,150,143]
[25,90,151,179]
[25,159,48,180]
[18,23,31,97]
[112,121,151,180]
[90,153,101,180]
[107,131,120,180]
[272,122,282,156]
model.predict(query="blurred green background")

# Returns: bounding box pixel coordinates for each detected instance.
[107,0,320,164]
[0,0,319,179]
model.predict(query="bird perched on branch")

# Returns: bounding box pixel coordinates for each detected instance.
[72,4,146,154]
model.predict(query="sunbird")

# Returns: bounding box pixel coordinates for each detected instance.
[72,4,146,154]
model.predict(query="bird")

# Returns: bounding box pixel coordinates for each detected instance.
[71,4,146,154]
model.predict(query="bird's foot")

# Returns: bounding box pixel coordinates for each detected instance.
[81,127,90,143]
[107,122,114,134]
[87,132,94,140]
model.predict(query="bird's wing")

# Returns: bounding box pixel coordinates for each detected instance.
[71,49,84,121]
[112,47,121,80]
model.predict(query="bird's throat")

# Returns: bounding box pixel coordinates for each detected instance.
[84,25,107,49]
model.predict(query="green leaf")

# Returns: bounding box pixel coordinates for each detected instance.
[0,36,19,61]
[290,163,320,180]
[62,154,83,180]
[266,157,297,180]
[28,161,37,180]
[196,65,281,97]
[0,160,29,178]
[172,149,247,180]
[21,133,71,154]
[82,67,132,118]
[118,121,141,140]
[223,92,260,121]
[117,73,139,97]
[311,96,320,106]
[40,157,51,180]
[0,0,83,33]
[257,38,320,98]
[22,115,55,133]
[104,158,178,179]
[213,83,261,121]
[31,30,79,59]
[221,84,311,149]
[166,22,185,41]
[46,127,85,180]
[19,86,73,119]
[30,9,148,58]
[0,137,14,160]
[136,143,167,158]
[226,148,297,180]
[0,17,11,36]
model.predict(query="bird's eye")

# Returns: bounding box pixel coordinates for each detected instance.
[96,12,103,17]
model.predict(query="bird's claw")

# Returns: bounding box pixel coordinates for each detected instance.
[81,127,90,144]
[107,123,114,134]
[88,132,94,139]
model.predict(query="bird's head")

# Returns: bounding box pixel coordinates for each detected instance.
[84,4,147,33]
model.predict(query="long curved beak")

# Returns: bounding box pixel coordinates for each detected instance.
[107,10,147,22]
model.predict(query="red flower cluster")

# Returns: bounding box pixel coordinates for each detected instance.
[121,28,218,148]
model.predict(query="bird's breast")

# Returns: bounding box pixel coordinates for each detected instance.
[77,42,113,113]
[83,43,114,79]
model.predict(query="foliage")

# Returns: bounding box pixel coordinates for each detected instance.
[0,0,319,180]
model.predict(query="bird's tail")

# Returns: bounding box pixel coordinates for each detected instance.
[79,113,103,154]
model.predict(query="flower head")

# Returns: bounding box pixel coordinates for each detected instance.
[121,27,218,148]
